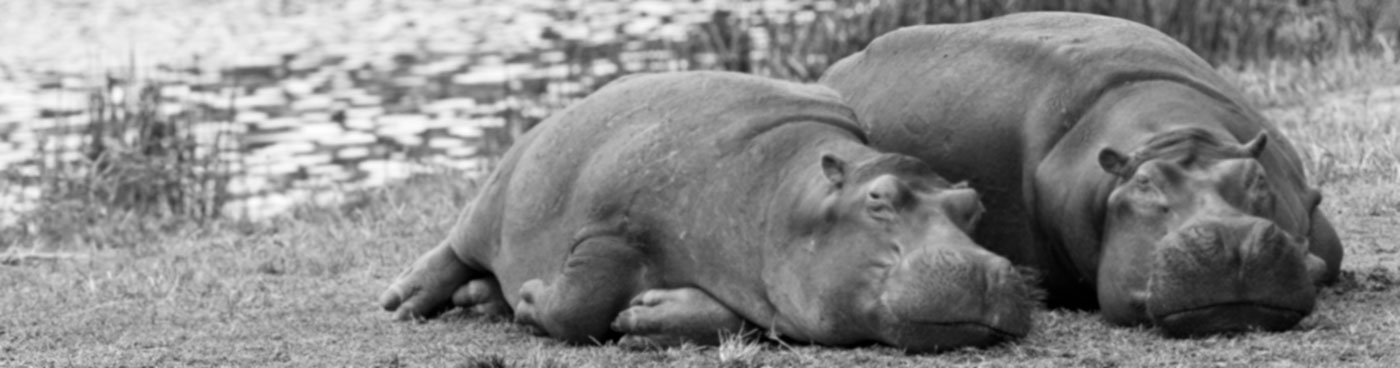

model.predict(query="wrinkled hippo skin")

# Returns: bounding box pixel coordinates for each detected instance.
[380,71,1040,352]
[821,12,1343,337]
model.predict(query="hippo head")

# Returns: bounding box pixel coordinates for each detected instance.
[766,153,1039,353]
[1095,129,1327,337]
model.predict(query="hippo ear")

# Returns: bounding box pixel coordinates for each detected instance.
[1305,188,1323,212]
[951,180,971,189]
[1098,148,1132,178]
[1243,132,1269,158]
[821,154,847,188]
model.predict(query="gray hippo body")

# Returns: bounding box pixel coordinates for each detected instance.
[821,12,1342,336]
[380,71,1038,352]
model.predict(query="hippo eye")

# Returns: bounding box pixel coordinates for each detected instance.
[1252,174,1270,191]
[866,194,896,218]
[1249,186,1275,214]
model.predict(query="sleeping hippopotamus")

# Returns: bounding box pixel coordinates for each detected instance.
[820,12,1343,337]
[378,71,1039,352]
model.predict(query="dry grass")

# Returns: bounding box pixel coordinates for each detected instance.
[1223,53,1400,187]
[4,55,1400,366]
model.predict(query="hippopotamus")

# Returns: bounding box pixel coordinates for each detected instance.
[378,71,1039,352]
[819,12,1343,337]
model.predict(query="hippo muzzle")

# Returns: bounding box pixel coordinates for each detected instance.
[874,246,1038,352]
[1142,216,1321,337]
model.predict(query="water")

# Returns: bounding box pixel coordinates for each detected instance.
[0,0,836,224]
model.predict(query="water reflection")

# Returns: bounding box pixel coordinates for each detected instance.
[0,0,838,224]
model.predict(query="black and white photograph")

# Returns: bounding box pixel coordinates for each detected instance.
[1,0,1397,366]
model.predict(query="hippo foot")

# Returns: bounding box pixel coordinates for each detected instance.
[612,288,748,350]
[454,277,511,318]
[514,279,553,337]
[380,244,485,320]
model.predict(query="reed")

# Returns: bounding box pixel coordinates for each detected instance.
[3,70,236,249]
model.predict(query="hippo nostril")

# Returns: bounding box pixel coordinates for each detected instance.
[1232,221,1306,266]
[1173,219,1295,260]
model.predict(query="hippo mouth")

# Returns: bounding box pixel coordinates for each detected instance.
[887,320,1024,353]
[1141,221,1318,337]
[906,320,1024,336]
[1151,302,1307,338]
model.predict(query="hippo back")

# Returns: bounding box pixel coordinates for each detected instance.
[821,12,1260,182]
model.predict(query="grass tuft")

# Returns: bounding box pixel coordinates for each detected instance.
[716,331,764,368]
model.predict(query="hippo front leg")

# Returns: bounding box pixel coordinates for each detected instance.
[514,236,650,344]
[1306,208,1344,286]
[611,288,750,349]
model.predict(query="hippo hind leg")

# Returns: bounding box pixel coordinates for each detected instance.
[379,242,505,320]
[514,235,650,344]
[612,287,750,349]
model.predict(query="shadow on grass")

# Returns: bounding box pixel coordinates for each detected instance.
[1332,267,1400,293]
